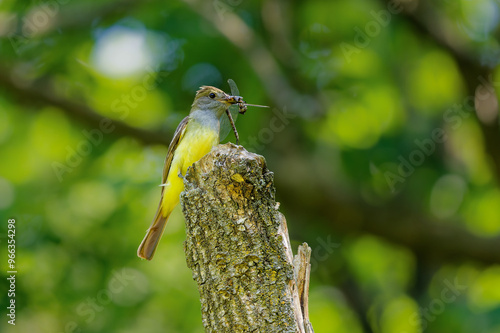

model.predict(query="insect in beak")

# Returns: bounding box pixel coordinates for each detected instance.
[224,95,244,105]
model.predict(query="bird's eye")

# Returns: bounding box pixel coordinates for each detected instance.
[209,93,216,99]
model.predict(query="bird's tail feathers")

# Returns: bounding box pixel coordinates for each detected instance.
[137,208,171,260]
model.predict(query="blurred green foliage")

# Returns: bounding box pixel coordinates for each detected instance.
[1,0,500,332]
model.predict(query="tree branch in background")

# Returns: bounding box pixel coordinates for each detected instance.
[6,0,140,38]
[182,0,322,117]
[387,0,500,181]
[0,67,171,146]
[274,145,500,266]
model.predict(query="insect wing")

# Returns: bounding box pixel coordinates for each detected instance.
[219,104,240,141]
[219,79,241,141]
[228,78,240,96]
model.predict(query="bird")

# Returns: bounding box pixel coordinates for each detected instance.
[137,86,242,260]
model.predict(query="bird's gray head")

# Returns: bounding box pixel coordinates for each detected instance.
[191,86,242,118]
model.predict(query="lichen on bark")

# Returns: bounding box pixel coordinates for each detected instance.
[181,143,313,333]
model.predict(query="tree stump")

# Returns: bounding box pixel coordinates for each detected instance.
[181,143,313,333]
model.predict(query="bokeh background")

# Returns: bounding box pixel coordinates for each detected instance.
[1,0,500,332]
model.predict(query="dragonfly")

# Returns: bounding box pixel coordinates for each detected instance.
[220,79,270,144]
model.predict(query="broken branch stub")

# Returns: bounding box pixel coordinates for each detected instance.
[180,143,313,333]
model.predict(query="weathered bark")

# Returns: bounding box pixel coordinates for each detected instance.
[181,143,313,333]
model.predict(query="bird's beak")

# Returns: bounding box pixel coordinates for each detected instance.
[223,94,244,105]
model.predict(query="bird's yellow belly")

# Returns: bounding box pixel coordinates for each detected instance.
[176,125,219,175]
[160,123,219,215]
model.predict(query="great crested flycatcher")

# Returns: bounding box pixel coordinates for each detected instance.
[137,86,242,260]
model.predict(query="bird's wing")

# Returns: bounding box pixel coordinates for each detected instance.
[137,116,190,261]
[160,115,189,190]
